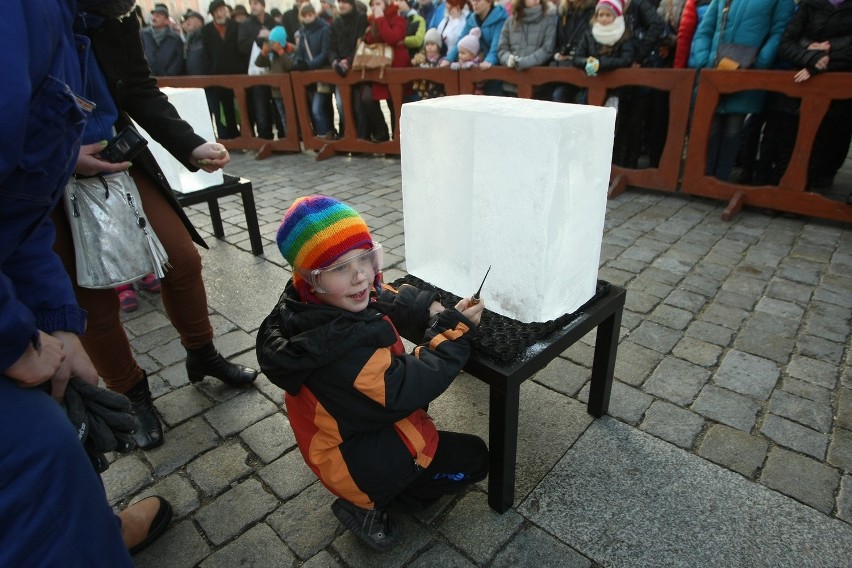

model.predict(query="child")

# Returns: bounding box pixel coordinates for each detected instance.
[451,27,485,94]
[411,28,447,99]
[573,0,633,77]
[254,26,296,135]
[257,196,488,551]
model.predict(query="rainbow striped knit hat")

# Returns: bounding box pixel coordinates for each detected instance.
[276,195,373,275]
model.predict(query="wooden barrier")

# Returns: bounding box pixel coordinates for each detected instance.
[288,68,462,160]
[154,74,301,159]
[683,70,852,223]
[157,69,850,222]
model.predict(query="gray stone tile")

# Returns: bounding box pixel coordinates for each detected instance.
[647,303,694,331]
[440,492,525,565]
[643,357,710,406]
[780,377,833,405]
[712,350,780,401]
[146,417,220,476]
[195,478,280,546]
[700,303,749,330]
[133,519,211,568]
[664,289,707,313]
[521,418,852,568]
[684,320,734,346]
[827,427,852,471]
[732,326,795,365]
[640,400,705,449]
[761,414,828,460]
[301,550,342,568]
[204,388,278,438]
[691,385,761,432]
[533,357,590,397]
[786,355,839,389]
[760,447,841,515]
[155,385,214,426]
[199,524,294,568]
[630,321,683,354]
[672,336,723,367]
[613,341,663,386]
[624,290,661,314]
[491,525,591,568]
[697,424,768,478]
[768,390,833,433]
[240,412,296,464]
[102,454,153,504]
[186,442,253,497]
[755,297,805,322]
[838,475,852,524]
[796,334,845,365]
[577,380,653,426]
[134,473,200,520]
[838,388,852,430]
[259,449,317,501]
[407,544,476,568]
[267,482,339,560]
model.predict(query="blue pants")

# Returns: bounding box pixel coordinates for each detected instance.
[0,378,132,567]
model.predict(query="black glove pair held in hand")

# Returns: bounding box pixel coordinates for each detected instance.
[62,378,140,473]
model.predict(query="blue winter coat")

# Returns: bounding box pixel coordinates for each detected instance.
[1,0,90,374]
[295,18,331,69]
[446,4,509,65]
[689,0,794,113]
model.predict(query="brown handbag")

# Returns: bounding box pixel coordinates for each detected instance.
[351,40,394,78]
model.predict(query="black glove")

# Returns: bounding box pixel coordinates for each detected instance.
[70,378,139,453]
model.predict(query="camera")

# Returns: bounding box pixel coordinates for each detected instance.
[100,126,148,163]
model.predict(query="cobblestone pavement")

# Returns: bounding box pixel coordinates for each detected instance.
[109,150,851,567]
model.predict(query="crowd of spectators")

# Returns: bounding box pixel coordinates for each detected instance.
[154,0,849,191]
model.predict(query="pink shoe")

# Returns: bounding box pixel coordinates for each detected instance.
[138,273,161,293]
[117,285,138,312]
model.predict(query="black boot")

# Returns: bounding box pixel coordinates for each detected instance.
[125,374,164,450]
[185,342,258,387]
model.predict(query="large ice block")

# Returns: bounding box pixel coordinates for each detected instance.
[400,95,615,323]
[131,87,223,193]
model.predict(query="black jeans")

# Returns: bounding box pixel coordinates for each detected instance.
[388,431,489,512]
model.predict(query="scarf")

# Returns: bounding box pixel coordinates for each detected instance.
[591,15,625,47]
[150,26,169,45]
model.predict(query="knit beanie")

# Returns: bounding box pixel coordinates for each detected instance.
[268,25,288,45]
[277,196,375,285]
[424,28,443,48]
[456,27,481,55]
[596,0,623,16]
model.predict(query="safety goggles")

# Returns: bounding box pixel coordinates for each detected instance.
[301,242,383,295]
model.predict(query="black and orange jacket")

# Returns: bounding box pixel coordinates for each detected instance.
[256,280,477,510]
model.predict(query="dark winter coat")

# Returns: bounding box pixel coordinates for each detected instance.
[554,2,595,60]
[624,0,665,64]
[328,9,369,64]
[202,19,246,74]
[257,282,477,509]
[294,18,331,70]
[184,29,206,75]
[87,14,207,247]
[573,28,636,71]
[779,0,852,73]
[237,12,277,59]
[141,27,185,75]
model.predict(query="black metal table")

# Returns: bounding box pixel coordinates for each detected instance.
[463,284,626,513]
[175,173,263,256]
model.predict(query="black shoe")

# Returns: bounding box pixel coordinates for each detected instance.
[125,375,163,450]
[122,496,173,555]
[185,342,258,387]
[331,498,400,551]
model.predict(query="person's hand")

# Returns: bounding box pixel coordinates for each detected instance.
[258,28,270,39]
[190,142,230,172]
[506,54,518,68]
[75,141,131,177]
[794,67,812,82]
[428,301,444,318]
[807,41,830,51]
[815,55,829,70]
[50,331,97,400]
[339,58,350,71]
[372,4,384,18]
[454,297,484,327]
[554,53,565,62]
[4,331,66,388]
[440,59,451,68]
[631,61,641,68]
[479,61,492,70]
[585,57,599,77]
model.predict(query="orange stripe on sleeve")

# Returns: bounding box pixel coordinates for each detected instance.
[353,348,393,406]
[427,322,469,350]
